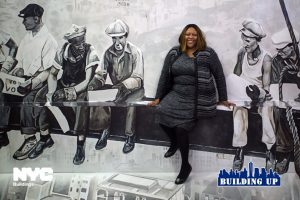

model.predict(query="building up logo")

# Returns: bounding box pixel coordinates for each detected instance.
[218,162,280,186]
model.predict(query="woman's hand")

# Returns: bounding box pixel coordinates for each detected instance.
[148,98,160,106]
[218,100,235,109]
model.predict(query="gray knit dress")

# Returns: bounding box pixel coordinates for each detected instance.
[156,53,196,131]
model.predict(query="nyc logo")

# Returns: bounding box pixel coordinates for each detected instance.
[13,167,53,182]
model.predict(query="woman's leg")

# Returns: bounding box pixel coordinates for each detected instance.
[174,127,192,184]
[160,124,177,157]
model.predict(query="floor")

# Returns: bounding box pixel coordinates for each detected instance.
[0,130,299,200]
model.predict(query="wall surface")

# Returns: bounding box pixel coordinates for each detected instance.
[1,0,299,97]
[0,0,300,200]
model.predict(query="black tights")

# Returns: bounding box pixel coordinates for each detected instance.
[160,124,190,167]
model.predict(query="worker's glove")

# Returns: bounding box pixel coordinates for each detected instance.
[112,83,131,104]
[52,87,77,102]
[17,79,32,95]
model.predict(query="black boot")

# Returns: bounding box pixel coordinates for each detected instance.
[123,135,135,154]
[160,124,177,158]
[0,132,9,149]
[73,139,85,165]
[233,147,244,171]
[175,163,192,184]
[95,129,109,150]
[164,146,177,158]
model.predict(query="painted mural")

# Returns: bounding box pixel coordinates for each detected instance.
[0,0,300,199]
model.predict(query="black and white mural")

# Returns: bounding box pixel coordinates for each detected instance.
[0,0,300,199]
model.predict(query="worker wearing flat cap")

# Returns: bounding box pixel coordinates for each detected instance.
[29,24,100,165]
[0,3,58,160]
[88,19,144,154]
[231,19,275,172]
[240,19,266,40]
[270,27,300,175]
[18,3,44,18]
